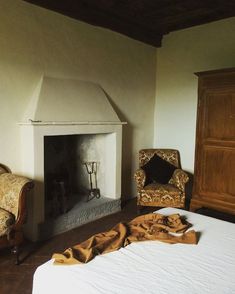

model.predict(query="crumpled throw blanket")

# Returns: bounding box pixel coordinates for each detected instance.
[52,213,197,265]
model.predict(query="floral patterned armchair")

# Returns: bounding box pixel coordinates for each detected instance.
[0,164,33,264]
[134,149,189,209]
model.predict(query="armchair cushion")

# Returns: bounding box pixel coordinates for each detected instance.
[142,154,176,185]
[138,183,182,207]
[0,208,15,237]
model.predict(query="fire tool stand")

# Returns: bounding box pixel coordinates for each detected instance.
[84,161,101,202]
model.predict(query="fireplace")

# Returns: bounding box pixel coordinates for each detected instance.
[19,76,125,241]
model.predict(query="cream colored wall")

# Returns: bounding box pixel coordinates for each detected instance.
[154,17,235,173]
[0,0,156,198]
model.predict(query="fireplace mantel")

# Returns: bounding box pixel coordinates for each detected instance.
[18,121,127,126]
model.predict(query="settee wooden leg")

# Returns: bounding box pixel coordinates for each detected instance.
[12,245,20,265]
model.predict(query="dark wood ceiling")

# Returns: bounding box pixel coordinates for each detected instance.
[23,0,235,47]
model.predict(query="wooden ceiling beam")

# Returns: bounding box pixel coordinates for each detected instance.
[22,0,235,47]
[24,0,163,46]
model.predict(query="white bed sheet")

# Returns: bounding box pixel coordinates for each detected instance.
[32,208,235,294]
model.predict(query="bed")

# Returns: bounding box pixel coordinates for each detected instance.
[32,207,235,294]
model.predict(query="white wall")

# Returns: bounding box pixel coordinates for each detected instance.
[0,0,156,198]
[154,17,235,173]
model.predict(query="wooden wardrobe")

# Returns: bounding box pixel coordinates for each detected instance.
[190,68,235,215]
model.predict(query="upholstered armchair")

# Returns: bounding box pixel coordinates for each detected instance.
[134,149,189,209]
[0,164,33,264]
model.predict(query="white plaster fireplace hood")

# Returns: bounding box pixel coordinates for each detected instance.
[21,76,122,124]
[19,76,125,241]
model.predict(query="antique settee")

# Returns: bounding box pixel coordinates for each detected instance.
[134,149,189,209]
[0,164,33,264]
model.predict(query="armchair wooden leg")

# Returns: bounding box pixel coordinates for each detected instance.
[12,245,20,265]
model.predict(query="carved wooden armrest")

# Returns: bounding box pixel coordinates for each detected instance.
[168,169,189,192]
[134,168,146,190]
[14,180,34,231]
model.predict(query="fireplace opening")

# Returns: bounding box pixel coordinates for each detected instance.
[44,133,109,220]
[38,130,121,239]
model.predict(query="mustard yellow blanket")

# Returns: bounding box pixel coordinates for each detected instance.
[52,213,197,265]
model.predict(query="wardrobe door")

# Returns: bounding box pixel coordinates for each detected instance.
[190,69,235,215]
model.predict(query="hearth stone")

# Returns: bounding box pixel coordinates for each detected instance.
[39,197,121,240]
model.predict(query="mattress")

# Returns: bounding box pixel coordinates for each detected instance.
[32,207,235,294]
